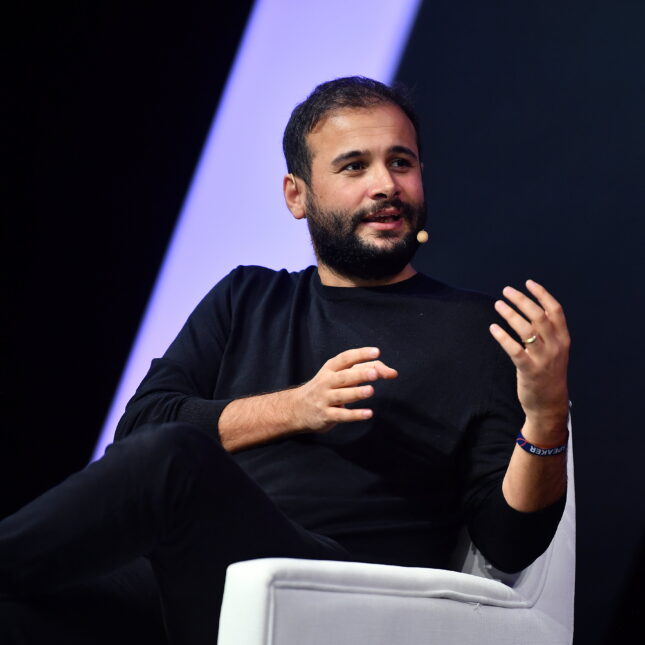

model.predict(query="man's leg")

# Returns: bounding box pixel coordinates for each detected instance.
[0,423,349,644]
[1,558,166,645]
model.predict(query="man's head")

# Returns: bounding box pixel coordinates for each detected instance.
[283,76,421,187]
[283,77,426,285]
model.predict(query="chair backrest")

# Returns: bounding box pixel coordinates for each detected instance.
[453,423,575,626]
[454,420,576,602]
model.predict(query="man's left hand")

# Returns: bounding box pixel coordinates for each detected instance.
[490,280,570,440]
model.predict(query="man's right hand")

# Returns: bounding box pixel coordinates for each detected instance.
[218,347,397,452]
[293,347,398,432]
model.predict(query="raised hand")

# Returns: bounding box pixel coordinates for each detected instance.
[489,280,570,439]
[218,347,397,452]
[294,347,398,432]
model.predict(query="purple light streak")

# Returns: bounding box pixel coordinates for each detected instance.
[94,0,422,458]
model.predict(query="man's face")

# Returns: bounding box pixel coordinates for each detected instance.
[303,103,426,281]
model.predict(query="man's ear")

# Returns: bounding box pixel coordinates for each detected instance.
[283,173,306,220]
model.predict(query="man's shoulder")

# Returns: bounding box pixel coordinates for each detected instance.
[194,265,316,322]
[209,265,316,304]
[228,264,311,278]
[225,264,314,288]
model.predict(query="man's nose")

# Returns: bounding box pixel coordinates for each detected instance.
[369,165,398,200]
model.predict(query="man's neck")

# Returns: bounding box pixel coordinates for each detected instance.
[317,263,417,288]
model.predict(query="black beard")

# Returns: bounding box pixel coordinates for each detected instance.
[304,195,427,281]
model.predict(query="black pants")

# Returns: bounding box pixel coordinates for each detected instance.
[0,423,350,644]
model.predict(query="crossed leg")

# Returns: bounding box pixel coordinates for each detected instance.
[0,423,349,644]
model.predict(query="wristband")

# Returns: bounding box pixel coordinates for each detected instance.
[516,431,568,456]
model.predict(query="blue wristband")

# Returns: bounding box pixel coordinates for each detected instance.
[516,431,568,456]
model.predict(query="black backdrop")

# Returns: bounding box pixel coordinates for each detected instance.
[4,2,643,643]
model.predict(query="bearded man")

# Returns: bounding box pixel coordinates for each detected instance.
[0,77,570,645]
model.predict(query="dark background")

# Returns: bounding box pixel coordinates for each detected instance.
[4,2,643,643]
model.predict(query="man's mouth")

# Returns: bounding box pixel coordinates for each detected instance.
[361,208,402,224]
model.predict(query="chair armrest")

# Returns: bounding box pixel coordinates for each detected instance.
[217,558,568,645]
[217,424,575,645]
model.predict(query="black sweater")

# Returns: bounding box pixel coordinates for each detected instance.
[115,266,565,572]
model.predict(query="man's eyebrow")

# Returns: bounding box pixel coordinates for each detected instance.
[330,146,419,168]
[389,145,418,160]
[330,150,367,167]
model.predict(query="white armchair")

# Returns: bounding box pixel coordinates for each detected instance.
[218,441,575,645]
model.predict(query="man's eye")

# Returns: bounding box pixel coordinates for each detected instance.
[343,162,365,172]
[391,158,412,168]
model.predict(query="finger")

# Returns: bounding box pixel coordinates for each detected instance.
[525,280,570,337]
[333,364,379,388]
[373,361,398,380]
[355,360,398,380]
[501,285,555,345]
[327,384,374,407]
[327,406,373,423]
[494,299,533,340]
[489,323,532,368]
[502,286,546,325]
[333,361,397,388]
[325,347,380,372]
[348,361,399,383]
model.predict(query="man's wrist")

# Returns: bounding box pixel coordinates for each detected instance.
[218,386,307,452]
[516,430,568,456]
[521,414,569,448]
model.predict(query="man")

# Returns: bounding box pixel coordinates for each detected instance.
[1,77,570,644]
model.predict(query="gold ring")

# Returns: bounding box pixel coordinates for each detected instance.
[523,335,538,346]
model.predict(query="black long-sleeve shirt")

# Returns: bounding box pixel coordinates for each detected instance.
[115,265,564,572]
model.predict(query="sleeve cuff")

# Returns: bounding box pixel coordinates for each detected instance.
[468,484,567,573]
[177,397,235,441]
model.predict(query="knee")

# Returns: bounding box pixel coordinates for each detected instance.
[108,421,223,475]
[142,422,223,470]
[108,423,230,502]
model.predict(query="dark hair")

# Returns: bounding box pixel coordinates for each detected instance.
[282,76,421,186]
